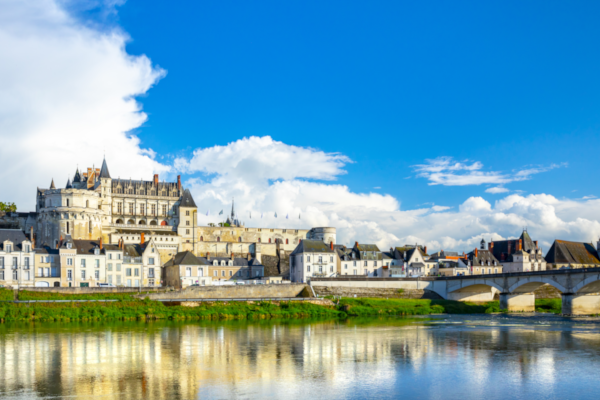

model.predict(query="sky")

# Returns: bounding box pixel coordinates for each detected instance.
[1,0,600,253]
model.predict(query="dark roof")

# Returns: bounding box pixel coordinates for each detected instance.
[99,158,111,179]
[71,240,104,255]
[73,168,81,183]
[180,189,197,208]
[393,246,426,262]
[103,244,121,251]
[0,229,29,251]
[489,230,544,262]
[50,179,55,189]
[248,258,263,266]
[34,246,59,255]
[66,178,72,189]
[290,240,334,255]
[466,249,501,266]
[355,244,380,252]
[200,256,253,267]
[545,240,600,265]
[166,251,206,266]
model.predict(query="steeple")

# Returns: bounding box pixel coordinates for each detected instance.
[66,178,72,189]
[231,198,235,219]
[99,157,111,179]
[73,168,81,183]
[50,178,56,189]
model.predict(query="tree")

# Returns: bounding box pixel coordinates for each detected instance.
[0,202,17,212]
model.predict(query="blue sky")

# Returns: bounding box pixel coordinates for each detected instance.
[2,0,600,250]
[109,0,599,208]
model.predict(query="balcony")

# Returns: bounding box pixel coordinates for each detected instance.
[123,256,143,264]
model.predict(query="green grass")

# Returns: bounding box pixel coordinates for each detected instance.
[337,298,502,316]
[0,300,343,323]
[18,291,152,301]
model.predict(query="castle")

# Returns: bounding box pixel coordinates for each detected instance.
[5,159,336,271]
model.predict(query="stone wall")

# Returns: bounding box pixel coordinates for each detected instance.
[21,286,173,294]
[144,284,308,300]
[313,285,443,299]
[533,283,562,299]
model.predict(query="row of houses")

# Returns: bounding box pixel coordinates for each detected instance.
[3,226,600,287]
[288,230,600,282]
[0,229,264,288]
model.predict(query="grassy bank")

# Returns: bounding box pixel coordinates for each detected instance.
[0,289,14,301]
[337,298,501,316]
[0,300,343,323]
[534,299,562,314]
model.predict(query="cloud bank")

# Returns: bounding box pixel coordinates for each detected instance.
[176,137,600,253]
[0,0,168,210]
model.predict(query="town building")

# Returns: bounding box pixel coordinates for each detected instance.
[0,229,35,287]
[58,237,106,287]
[488,230,547,272]
[289,240,337,283]
[163,251,211,288]
[389,245,436,277]
[458,239,503,275]
[544,240,600,269]
[206,253,264,282]
[33,246,60,287]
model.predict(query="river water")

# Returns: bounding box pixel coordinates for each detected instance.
[0,314,599,399]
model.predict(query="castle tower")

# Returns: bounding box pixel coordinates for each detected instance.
[177,188,198,251]
[98,157,112,218]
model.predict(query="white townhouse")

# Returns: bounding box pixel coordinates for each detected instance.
[389,245,436,277]
[0,229,35,287]
[290,240,337,283]
[59,237,107,287]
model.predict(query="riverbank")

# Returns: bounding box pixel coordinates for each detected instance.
[0,295,566,323]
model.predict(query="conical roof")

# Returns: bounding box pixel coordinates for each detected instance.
[73,168,81,183]
[180,189,197,208]
[66,178,72,189]
[99,158,111,179]
[50,178,56,189]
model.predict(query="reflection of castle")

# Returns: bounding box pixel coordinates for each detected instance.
[0,320,569,399]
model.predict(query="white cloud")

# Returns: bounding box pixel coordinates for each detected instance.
[178,137,600,254]
[485,186,510,194]
[0,0,168,210]
[413,157,566,187]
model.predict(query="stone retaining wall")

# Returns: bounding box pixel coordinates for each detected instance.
[144,284,309,300]
[21,287,173,294]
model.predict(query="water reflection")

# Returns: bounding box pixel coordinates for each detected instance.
[0,315,599,399]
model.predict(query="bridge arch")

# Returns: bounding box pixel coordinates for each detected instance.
[508,278,567,294]
[572,274,600,294]
[447,279,504,294]
[446,279,503,302]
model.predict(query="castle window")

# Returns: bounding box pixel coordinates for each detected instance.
[238,237,242,243]
[162,190,166,196]
[86,200,89,208]
[66,222,70,234]
[66,199,69,207]
[258,238,261,243]
[286,239,289,244]
[217,237,220,242]
[269,238,271,243]
[200,236,203,241]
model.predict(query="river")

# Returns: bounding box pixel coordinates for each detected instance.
[0,314,599,399]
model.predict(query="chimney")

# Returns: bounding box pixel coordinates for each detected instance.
[154,174,159,186]
[518,239,522,251]
[475,248,478,258]
[87,168,92,177]
[95,168,100,176]
[207,252,211,261]
[330,241,334,250]
[424,246,427,254]
[231,252,234,260]
[508,241,512,254]
[99,236,103,250]
[534,240,538,249]
[30,227,35,248]
[141,232,145,244]
[354,241,358,248]
[489,242,494,251]
[177,175,181,190]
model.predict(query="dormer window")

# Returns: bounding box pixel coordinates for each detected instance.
[66,243,72,249]
[228,261,233,266]
[221,261,226,266]
[5,244,12,253]
[94,248,100,255]
[213,261,218,266]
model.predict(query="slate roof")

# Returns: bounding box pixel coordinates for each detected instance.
[490,230,544,262]
[545,240,600,265]
[355,244,380,252]
[99,158,111,179]
[0,229,29,251]
[180,189,197,208]
[34,246,59,255]
[393,246,428,262]
[290,240,334,255]
[200,256,250,267]
[165,251,207,266]
[465,249,501,267]
[72,240,104,255]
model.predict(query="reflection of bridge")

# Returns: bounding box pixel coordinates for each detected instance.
[312,268,600,315]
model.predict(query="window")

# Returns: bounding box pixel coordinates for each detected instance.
[286,239,289,244]
[89,221,93,234]
[116,263,121,272]
[488,268,491,274]
[81,270,86,279]
[81,259,86,267]
[117,275,122,284]
[151,248,155,253]
[269,238,272,243]
[13,257,17,267]
[95,270,99,279]
[213,271,217,277]
[307,256,310,262]
[0,271,3,280]
[238,237,242,243]
[25,245,30,252]
[108,275,113,284]
[364,269,368,275]
[134,268,140,277]
[109,254,112,260]
[140,204,145,215]
[95,259,100,268]
[117,203,122,214]
[126,268,132,277]
[330,266,333,272]
[344,264,347,269]
[186,210,190,216]
[307,265,311,272]
[364,261,368,266]
[222,270,225,277]
[353,270,357,275]
[353,261,356,267]
[6,245,11,253]
[318,256,323,263]
[128,203,134,214]
[149,257,155,265]
[67,258,73,266]
[38,267,43,276]
[0,257,5,268]
[151,204,156,216]
[24,258,30,268]
[186,229,190,234]
[13,270,17,280]
[186,220,190,226]
[374,261,377,267]
[108,263,113,271]
[229,271,233,277]
[330,256,333,262]
[117,254,121,260]
[186,267,191,277]
[217,237,220,242]
[149,268,155,278]
[494,268,498,274]
[66,199,70,207]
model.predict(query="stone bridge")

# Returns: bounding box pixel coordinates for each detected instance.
[311,268,600,315]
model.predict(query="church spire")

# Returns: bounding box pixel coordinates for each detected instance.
[50,178,56,189]
[99,157,111,179]
[231,198,235,219]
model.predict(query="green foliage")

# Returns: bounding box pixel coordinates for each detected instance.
[0,202,17,212]
[337,297,505,316]
[0,300,342,323]
[0,289,15,301]
[535,299,562,314]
